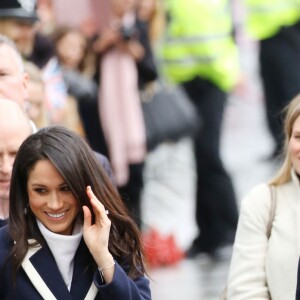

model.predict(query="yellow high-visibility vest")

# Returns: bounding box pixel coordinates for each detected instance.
[245,0,300,40]
[159,0,240,92]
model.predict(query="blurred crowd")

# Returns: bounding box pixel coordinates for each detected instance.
[0,0,163,230]
[2,0,300,271]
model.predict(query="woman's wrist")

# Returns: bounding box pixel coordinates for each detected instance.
[97,254,115,284]
[94,252,114,270]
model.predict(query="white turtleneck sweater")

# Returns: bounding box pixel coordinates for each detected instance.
[37,219,83,290]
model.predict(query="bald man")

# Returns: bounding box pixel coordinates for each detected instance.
[0,99,32,227]
[0,34,29,108]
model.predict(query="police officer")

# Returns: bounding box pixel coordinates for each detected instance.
[161,0,240,257]
[245,0,300,158]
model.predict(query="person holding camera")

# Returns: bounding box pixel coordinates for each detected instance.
[92,0,158,228]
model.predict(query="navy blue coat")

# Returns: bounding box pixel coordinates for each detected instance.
[93,152,115,185]
[0,226,151,299]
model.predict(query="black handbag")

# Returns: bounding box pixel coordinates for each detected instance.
[141,81,201,151]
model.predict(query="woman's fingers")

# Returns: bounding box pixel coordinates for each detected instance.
[82,205,92,229]
[86,186,109,223]
[83,187,111,255]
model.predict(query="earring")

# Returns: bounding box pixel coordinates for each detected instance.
[24,204,29,215]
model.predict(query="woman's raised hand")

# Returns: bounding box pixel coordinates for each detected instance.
[82,186,114,271]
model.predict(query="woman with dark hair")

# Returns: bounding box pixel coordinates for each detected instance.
[0,126,151,299]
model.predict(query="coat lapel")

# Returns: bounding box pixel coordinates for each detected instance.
[22,242,73,299]
[70,240,98,300]
[22,240,98,300]
[22,244,57,300]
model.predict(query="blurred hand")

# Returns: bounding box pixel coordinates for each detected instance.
[93,28,121,53]
[233,72,249,97]
[118,39,145,61]
[125,40,145,61]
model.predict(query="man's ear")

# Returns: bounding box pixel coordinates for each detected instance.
[22,71,29,101]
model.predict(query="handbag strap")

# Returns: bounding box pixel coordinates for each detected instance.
[267,185,277,239]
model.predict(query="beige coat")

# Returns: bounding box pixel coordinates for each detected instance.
[227,170,300,299]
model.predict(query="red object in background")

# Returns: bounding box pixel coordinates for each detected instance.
[143,228,185,268]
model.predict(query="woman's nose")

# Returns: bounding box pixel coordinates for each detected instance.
[47,192,64,210]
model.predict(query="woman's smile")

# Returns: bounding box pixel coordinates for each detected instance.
[27,159,80,235]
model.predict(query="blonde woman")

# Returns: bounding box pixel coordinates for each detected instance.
[227,94,300,299]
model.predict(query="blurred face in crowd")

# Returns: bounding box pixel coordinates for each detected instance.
[27,79,45,124]
[289,115,300,175]
[0,44,29,108]
[0,19,38,57]
[112,0,137,17]
[56,30,87,70]
[138,0,155,21]
[0,100,31,204]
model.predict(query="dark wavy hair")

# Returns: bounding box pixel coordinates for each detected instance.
[8,126,145,280]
